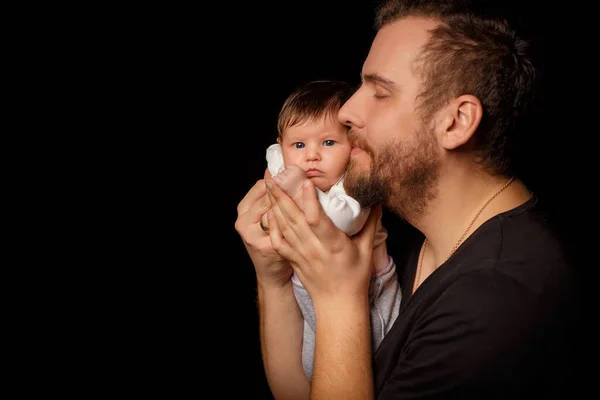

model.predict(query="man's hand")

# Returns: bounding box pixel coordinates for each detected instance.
[265,176,381,303]
[235,169,293,288]
[265,176,378,399]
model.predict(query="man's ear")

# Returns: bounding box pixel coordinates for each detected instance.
[439,95,482,150]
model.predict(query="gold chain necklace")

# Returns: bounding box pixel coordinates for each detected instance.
[413,177,515,291]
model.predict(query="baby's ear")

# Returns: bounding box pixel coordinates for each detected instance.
[276,137,281,145]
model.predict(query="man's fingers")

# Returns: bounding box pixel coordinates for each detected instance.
[354,205,382,253]
[237,179,267,215]
[267,210,297,263]
[235,179,273,239]
[265,179,305,247]
[263,167,273,180]
[301,179,324,226]
[301,178,345,246]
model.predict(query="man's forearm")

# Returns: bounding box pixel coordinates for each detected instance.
[258,281,310,399]
[311,296,373,400]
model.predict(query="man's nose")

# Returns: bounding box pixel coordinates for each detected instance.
[338,89,364,129]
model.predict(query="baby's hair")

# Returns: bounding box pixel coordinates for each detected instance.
[277,80,353,139]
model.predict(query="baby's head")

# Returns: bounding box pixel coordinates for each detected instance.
[277,80,353,192]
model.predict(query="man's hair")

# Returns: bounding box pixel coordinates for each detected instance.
[375,0,539,176]
[277,80,353,140]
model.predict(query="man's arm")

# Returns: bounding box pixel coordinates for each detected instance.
[311,296,373,400]
[258,281,310,399]
[235,171,310,399]
[264,178,379,400]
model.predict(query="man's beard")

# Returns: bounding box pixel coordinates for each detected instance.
[344,124,441,223]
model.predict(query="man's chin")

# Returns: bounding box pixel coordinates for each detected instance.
[344,170,368,194]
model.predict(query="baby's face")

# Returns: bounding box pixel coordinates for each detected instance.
[279,115,351,192]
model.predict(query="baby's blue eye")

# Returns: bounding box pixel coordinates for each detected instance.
[323,140,335,146]
[294,142,305,149]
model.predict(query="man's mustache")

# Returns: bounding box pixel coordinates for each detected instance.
[347,130,374,156]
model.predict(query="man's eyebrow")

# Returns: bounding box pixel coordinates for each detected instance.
[363,73,397,87]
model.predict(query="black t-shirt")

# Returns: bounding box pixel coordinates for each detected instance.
[374,196,578,399]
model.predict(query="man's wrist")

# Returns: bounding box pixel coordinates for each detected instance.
[257,276,293,295]
[313,292,370,322]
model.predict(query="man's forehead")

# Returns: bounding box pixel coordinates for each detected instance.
[363,17,437,74]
